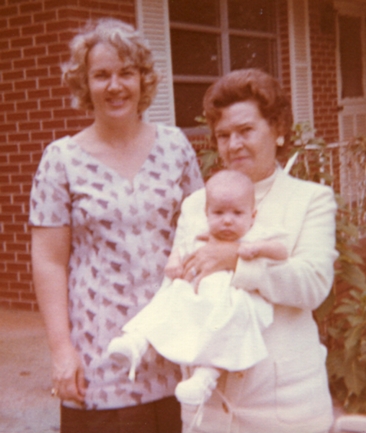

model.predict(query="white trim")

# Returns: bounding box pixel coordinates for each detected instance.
[287,0,314,127]
[135,0,176,125]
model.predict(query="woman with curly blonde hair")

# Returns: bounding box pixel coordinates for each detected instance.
[30,18,203,433]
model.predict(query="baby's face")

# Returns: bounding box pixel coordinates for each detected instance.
[206,186,255,242]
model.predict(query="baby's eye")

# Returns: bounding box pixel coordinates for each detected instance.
[234,210,243,215]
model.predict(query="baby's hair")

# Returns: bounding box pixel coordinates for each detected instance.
[205,170,255,208]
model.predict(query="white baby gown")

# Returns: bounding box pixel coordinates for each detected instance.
[123,224,285,371]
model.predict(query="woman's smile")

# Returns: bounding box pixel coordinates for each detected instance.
[87,43,141,122]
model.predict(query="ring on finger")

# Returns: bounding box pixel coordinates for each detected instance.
[191,267,197,277]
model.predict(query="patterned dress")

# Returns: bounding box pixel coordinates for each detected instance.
[29,124,203,410]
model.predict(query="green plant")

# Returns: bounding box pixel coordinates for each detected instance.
[196,123,366,413]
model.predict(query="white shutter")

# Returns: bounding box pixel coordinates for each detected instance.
[135,0,176,125]
[287,0,314,127]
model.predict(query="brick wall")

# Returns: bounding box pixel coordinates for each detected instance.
[0,0,135,310]
[309,0,339,144]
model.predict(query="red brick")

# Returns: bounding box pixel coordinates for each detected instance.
[0,6,18,16]
[7,112,28,122]
[9,15,32,26]
[7,263,29,273]
[20,163,39,173]
[0,103,15,112]
[8,133,31,142]
[19,1,42,13]
[6,242,27,252]
[58,8,90,20]
[29,110,52,120]
[0,28,20,39]
[10,282,32,292]
[22,24,45,37]
[19,143,43,152]
[26,67,49,78]
[0,144,18,153]
[37,54,61,66]
[15,219,29,230]
[4,91,26,102]
[0,289,19,299]
[18,121,41,131]
[3,70,24,80]
[33,10,57,22]
[45,19,73,33]
[30,131,53,141]
[58,30,79,43]
[35,33,58,44]
[0,123,17,132]
[27,89,50,99]
[17,253,31,261]
[0,40,10,50]
[23,46,47,57]
[11,37,33,48]
[39,77,61,87]
[9,154,32,164]
[1,49,21,60]
[46,43,69,55]
[0,253,17,261]
[15,79,37,91]
[14,58,36,68]
[0,184,21,194]
[17,101,37,110]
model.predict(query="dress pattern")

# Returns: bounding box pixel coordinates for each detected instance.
[29,124,203,409]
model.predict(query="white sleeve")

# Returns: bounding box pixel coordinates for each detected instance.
[232,185,338,310]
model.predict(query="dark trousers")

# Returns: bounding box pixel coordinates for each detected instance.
[60,396,182,433]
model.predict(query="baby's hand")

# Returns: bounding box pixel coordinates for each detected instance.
[238,243,260,260]
[164,251,183,279]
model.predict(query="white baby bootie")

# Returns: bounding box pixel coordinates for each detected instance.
[107,332,149,381]
[175,367,221,406]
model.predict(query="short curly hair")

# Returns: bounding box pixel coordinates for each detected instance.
[62,18,159,113]
[203,69,293,155]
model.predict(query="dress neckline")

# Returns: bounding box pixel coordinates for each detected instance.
[67,124,160,186]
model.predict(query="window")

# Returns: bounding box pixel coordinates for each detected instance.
[339,15,364,98]
[169,0,279,128]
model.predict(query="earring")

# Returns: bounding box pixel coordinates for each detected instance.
[276,136,284,147]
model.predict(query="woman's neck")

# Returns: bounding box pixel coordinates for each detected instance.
[92,114,143,149]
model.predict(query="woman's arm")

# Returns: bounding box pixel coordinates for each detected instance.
[32,226,86,404]
[238,240,288,261]
[232,186,338,310]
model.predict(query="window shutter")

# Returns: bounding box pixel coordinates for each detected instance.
[136,0,176,125]
[287,0,314,127]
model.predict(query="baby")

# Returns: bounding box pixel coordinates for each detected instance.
[108,170,288,406]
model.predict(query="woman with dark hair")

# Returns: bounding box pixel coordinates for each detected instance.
[29,18,203,433]
[178,68,338,433]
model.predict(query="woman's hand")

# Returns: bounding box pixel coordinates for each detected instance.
[182,239,239,289]
[51,342,86,405]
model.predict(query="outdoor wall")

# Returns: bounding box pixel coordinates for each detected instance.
[0,0,135,310]
[309,0,339,144]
